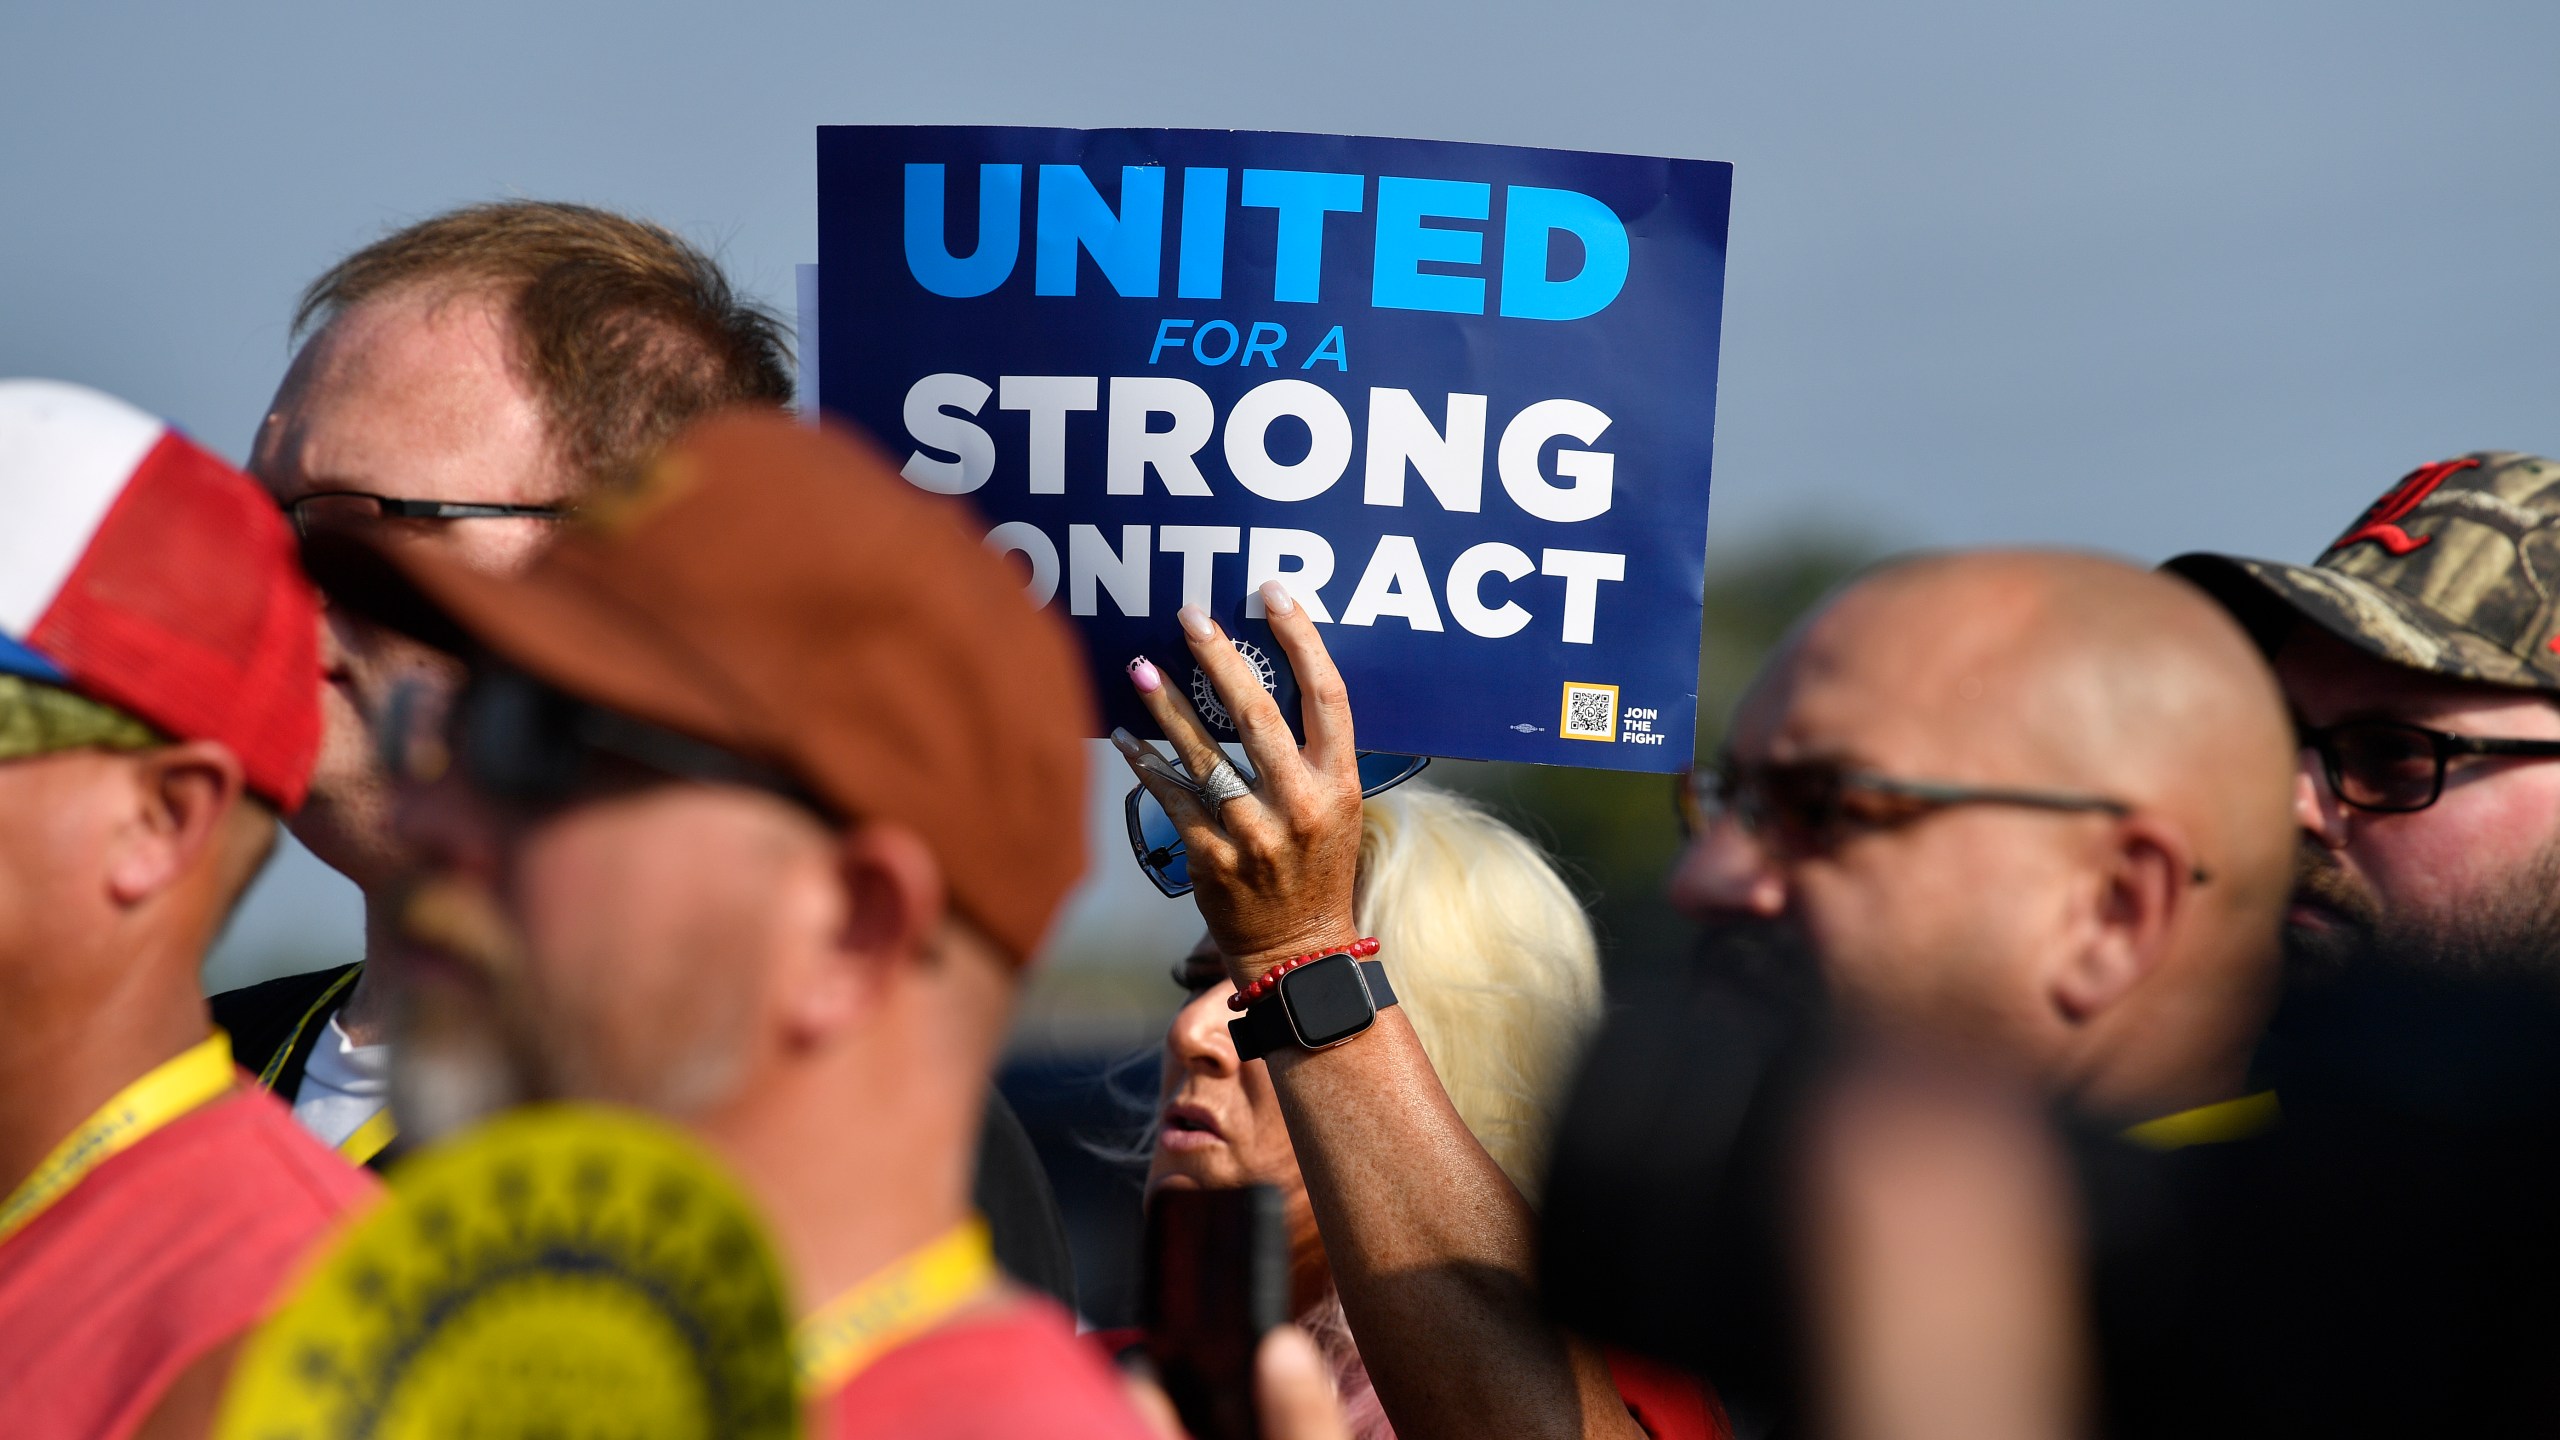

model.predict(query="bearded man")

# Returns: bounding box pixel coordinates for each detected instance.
[2170,452,2560,978]
[1670,551,2298,1123]
[307,412,1157,1434]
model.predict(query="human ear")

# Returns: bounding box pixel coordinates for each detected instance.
[781,821,949,1047]
[2051,819,2190,1023]
[103,743,245,908]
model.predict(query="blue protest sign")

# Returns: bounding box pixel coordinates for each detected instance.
[816,125,1730,771]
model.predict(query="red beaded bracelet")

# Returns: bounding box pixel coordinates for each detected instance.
[1230,937,1381,1011]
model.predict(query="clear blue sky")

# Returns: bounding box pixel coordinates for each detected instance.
[6,0,2556,994]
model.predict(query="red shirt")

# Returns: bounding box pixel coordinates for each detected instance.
[1607,1349,1732,1440]
[0,1082,378,1440]
[825,1295,1158,1440]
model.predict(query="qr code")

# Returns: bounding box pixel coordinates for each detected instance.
[1559,683,1619,742]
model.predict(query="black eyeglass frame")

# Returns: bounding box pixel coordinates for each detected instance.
[284,491,573,539]
[1125,752,1430,899]
[2299,718,2560,815]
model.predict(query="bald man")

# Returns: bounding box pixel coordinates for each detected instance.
[1669,550,2297,1121]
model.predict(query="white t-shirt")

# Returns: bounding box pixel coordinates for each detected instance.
[289,1014,389,1150]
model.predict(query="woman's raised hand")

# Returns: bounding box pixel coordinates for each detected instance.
[1113,582,1365,986]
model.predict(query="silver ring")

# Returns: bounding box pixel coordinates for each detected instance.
[1196,758,1253,805]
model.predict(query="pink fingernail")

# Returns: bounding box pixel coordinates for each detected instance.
[1128,656,1162,693]
[1177,605,1215,641]
[1260,580,1296,616]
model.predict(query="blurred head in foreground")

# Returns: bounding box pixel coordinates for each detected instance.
[309,410,1090,1244]
[0,380,316,1048]
[1147,786,1601,1426]
[1799,1044,2086,1440]
[1669,550,2297,1120]
[2170,453,2560,980]
[0,380,369,1440]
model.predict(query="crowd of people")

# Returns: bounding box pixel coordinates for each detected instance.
[1,197,2556,1438]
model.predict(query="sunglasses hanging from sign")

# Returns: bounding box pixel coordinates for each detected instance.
[1128,751,1431,898]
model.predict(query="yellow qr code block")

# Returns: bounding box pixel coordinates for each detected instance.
[1559,683,1620,742]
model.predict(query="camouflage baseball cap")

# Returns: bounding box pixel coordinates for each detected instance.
[2167,452,2560,692]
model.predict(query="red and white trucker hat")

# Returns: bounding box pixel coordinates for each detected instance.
[0,379,322,810]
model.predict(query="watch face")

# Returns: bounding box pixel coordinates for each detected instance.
[1279,952,1377,1048]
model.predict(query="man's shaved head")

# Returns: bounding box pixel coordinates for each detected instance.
[1680,550,2297,1116]
[1803,552,2297,889]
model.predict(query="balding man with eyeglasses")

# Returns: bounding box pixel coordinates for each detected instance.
[1670,549,2298,1128]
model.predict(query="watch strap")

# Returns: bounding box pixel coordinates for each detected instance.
[1229,959,1397,1062]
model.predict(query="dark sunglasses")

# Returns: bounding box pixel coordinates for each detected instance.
[381,669,823,818]
[1126,752,1430,898]
[1677,757,2138,860]
[2300,717,2560,814]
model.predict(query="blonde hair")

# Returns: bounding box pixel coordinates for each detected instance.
[1352,785,1601,1202]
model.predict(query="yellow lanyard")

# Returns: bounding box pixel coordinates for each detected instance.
[337,1107,399,1166]
[2122,1090,2282,1150]
[794,1218,1000,1394]
[0,1032,236,1246]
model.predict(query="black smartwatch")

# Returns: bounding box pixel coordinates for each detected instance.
[1228,952,1399,1061]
